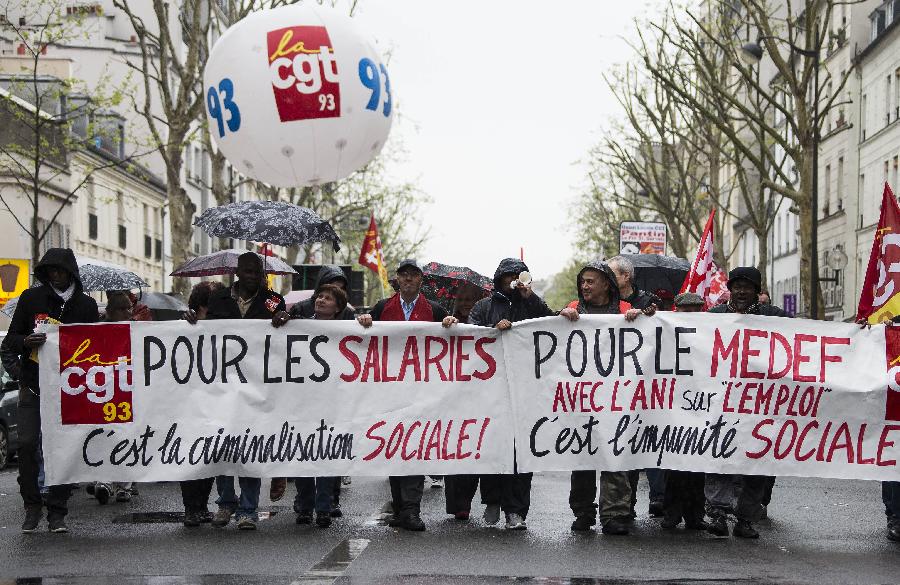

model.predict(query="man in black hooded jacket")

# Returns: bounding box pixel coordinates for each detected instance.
[469,258,554,530]
[705,266,787,540]
[2,248,99,533]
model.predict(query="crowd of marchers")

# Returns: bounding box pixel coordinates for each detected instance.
[2,247,899,543]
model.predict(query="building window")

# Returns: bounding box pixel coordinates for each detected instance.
[895,68,900,121]
[154,238,162,261]
[873,9,886,40]
[859,173,866,227]
[862,94,868,140]
[824,164,831,216]
[777,215,783,254]
[144,235,152,259]
[88,213,98,240]
[887,74,893,125]
[837,157,844,210]
[118,225,127,249]
[894,156,900,191]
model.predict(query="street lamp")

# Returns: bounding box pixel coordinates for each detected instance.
[739,37,822,319]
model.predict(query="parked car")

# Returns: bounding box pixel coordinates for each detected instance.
[0,331,19,470]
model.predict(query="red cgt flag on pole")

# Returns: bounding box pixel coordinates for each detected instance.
[858,183,900,421]
[680,209,727,309]
[857,183,900,323]
[358,214,390,291]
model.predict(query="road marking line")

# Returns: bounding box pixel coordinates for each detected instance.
[291,537,370,584]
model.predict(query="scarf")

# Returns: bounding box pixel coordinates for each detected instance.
[52,282,76,304]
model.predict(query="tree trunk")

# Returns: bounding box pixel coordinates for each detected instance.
[796,149,824,319]
[757,225,769,293]
[166,150,196,297]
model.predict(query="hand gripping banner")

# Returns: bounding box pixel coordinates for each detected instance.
[39,315,900,483]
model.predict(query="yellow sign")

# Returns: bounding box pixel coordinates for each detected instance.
[0,258,29,307]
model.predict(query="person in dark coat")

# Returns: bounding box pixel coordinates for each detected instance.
[2,248,99,533]
[443,283,490,520]
[660,292,709,532]
[705,266,788,539]
[290,283,347,528]
[357,259,456,531]
[286,265,355,516]
[186,252,287,531]
[469,258,554,530]
[607,255,666,518]
[289,264,355,320]
[179,281,225,527]
[558,260,645,535]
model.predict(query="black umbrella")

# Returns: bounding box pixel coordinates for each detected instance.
[193,201,341,251]
[79,264,149,292]
[170,249,298,277]
[619,254,690,297]
[140,292,188,311]
[421,262,493,310]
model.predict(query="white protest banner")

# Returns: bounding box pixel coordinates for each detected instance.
[39,320,513,484]
[506,313,900,481]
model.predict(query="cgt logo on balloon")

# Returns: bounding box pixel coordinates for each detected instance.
[58,324,134,425]
[268,26,340,121]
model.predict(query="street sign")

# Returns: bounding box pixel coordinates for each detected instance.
[783,293,797,317]
[619,221,666,255]
[0,258,29,308]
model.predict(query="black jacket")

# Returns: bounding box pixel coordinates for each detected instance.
[469,258,554,326]
[624,288,661,311]
[708,302,790,317]
[288,264,355,320]
[2,248,99,391]
[207,284,286,320]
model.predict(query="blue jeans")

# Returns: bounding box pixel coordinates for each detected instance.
[215,475,261,520]
[293,477,335,514]
[883,481,900,520]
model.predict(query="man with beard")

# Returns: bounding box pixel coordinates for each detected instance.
[468,258,554,530]
[706,266,787,539]
[357,259,456,531]
[607,255,665,517]
[186,252,287,531]
[558,260,644,535]
[3,248,99,533]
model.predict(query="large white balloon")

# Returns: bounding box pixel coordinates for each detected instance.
[202,4,393,187]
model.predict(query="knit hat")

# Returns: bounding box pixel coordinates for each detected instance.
[726,266,762,293]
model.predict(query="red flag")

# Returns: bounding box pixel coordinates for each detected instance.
[680,209,727,308]
[358,214,389,290]
[857,183,900,323]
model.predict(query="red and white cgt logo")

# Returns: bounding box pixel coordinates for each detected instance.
[58,324,134,425]
[267,26,340,122]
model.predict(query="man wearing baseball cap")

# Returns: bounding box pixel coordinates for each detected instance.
[357,259,456,531]
[660,292,709,533]
[705,266,788,539]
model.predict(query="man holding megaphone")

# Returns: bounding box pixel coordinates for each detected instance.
[468,258,555,530]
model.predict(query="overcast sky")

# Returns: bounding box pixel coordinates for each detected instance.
[352,0,656,280]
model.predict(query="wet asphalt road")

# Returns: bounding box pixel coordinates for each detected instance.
[0,466,896,584]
